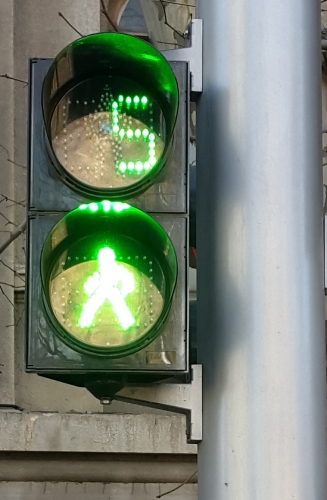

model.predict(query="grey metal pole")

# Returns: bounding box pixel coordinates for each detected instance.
[196,0,326,498]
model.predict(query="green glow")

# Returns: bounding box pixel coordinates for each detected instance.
[135,161,143,173]
[113,202,130,212]
[135,129,141,138]
[119,129,125,138]
[141,96,148,105]
[142,129,149,138]
[112,102,118,109]
[128,161,134,171]
[144,162,150,170]
[113,124,119,133]
[133,96,140,104]
[101,200,111,212]
[89,203,98,212]
[119,162,127,173]
[149,133,155,141]
[118,95,124,103]
[149,141,155,149]
[126,96,132,105]
[126,129,133,139]
[149,157,156,166]
[78,247,135,331]
[78,201,131,213]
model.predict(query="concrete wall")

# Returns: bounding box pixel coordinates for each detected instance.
[0,0,15,406]
[0,0,197,500]
[0,0,100,410]
[0,2,197,498]
[0,482,198,500]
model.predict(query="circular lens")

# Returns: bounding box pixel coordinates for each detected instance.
[41,201,178,357]
[50,79,165,191]
[42,33,179,199]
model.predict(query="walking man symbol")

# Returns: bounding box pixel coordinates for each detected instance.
[78,247,135,330]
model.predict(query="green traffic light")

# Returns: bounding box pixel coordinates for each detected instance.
[40,201,178,358]
[42,32,179,199]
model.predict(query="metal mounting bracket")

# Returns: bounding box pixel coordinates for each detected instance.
[108,365,202,444]
[163,19,203,95]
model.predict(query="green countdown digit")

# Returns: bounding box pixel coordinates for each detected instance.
[111,96,157,176]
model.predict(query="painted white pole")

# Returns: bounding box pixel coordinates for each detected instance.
[196,0,326,497]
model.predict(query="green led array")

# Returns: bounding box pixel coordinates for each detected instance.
[111,97,157,176]
[117,95,148,107]
[79,201,131,212]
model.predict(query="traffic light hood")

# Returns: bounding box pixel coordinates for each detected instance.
[42,33,178,132]
[41,33,179,199]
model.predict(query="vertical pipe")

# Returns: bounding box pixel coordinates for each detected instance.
[196,0,326,498]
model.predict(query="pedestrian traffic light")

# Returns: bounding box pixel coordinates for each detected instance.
[26,32,190,393]
[41,200,177,358]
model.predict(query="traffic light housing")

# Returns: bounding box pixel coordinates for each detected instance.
[26,33,189,391]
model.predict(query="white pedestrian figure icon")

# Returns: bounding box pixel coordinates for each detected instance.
[78,247,135,330]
